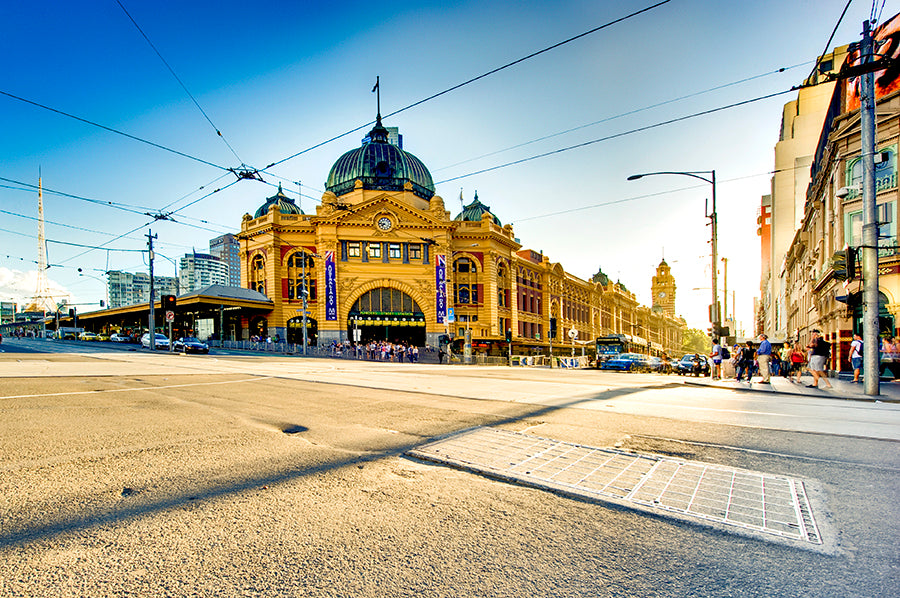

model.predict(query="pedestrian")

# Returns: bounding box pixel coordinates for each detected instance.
[756,334,772,384]
[805,329,833,389]
[710,340,722,380]
[735,342,754,382]
[438,346,445,364]
[790,342,805,383]
[850,333,863,383]
[780,343,793,377]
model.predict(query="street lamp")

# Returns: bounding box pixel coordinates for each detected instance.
[76,268,109,309]
[628,170,718,341]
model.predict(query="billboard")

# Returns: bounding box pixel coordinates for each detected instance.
[845,13,900,111]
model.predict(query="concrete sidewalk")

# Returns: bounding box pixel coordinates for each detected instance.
[685,372,900,402]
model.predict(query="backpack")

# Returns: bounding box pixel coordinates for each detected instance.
[721,346,730,360]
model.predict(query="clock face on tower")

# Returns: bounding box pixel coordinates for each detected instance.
[658,291,667,299]
[376,216,392,231]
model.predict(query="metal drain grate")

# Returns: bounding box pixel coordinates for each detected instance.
[408,427,822,546]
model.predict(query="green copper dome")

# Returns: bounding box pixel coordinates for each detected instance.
[454,192,501,225]
[254,183,304,218]
[325,117,435,200]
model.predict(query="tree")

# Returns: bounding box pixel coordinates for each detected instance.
[681,327,710,354]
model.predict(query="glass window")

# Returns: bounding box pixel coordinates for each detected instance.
[348,242,361,258]
[846,201,897,256]
[409,244,422,260]
[389,243,402,259]
[368,243,381,259]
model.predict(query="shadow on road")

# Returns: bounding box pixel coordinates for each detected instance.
[0,378,669,549]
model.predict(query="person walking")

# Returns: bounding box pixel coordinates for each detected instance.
[756,334,772,384]
[789,342,805,383]
[735,342,755,382]
[780,343,792,377]
[850,333,863,383]
[805,330,833,389]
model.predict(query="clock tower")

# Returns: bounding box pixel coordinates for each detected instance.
[651,259,676,316]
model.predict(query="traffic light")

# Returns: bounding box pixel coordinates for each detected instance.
[161,294,176,310]
[846,246,858,281]
[549,317,557,339]
[715,324,731,337]
[505,329,512,342]
[68,308,75,318]
[832,249,848,281]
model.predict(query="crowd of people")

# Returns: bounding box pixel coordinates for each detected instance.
[710,330,834,387]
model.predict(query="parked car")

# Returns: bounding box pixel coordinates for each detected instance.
[78,331,98,341]
[646,356,665,373]
[173,336,209,354]
[676,353,710,377]
[96,333,110,342]
[110,333,132,343]
[599,352,649,372]
[140,333,170,350]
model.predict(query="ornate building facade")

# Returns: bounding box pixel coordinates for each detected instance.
[237,115,685,356]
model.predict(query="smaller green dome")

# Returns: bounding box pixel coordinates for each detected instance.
[454,192,501,225]
[254,183,304,218]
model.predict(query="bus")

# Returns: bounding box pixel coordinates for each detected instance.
[595,334,650,363]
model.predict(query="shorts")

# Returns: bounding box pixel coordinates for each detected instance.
[851,356,862,370]
[808,355,827,372]
[713,358,722,365]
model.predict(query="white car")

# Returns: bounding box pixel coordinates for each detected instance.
[110,333,132,343]
[140,333,170,350]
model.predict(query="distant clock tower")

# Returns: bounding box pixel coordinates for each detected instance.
[651,259,676,316]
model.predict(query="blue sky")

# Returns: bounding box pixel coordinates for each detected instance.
[1,0,892,330]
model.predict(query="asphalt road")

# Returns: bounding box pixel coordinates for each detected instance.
[0,338,897,597]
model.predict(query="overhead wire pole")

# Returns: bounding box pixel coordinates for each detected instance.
[147,229,158,350]
[859,19,880,396]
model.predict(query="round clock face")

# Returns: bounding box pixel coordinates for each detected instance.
[658,291,667,298]
[376,216,392,231]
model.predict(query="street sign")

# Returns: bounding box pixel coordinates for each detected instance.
[165,310,174,322]
[568,328,578,339]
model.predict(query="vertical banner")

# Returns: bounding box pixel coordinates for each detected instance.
[325,251,337,321]
[436,254,447,324]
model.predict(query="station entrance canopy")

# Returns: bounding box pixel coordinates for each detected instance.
[66,285,274,341]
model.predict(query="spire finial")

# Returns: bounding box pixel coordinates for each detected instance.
[372,76,381,122]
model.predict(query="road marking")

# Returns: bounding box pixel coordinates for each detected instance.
[0,377,271,401]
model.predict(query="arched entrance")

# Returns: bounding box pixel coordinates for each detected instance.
[249,316,268,339]
[287,316,318,345]
[349,287,426,345]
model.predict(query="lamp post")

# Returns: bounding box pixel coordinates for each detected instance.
[628,170,718,342]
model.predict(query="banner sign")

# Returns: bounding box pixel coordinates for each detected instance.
[436,254,447,324]
[325,251,337,321]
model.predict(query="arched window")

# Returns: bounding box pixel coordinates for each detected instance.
[454,257,479,304]
[497,262,509,307]
[286,252,317,301]
[250,254,266,294]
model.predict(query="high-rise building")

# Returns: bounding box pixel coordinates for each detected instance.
[0,302,16,324]
[179,251,229,293]
[209,233,241,287]
[107,271,179,308]
[762,46,848,340]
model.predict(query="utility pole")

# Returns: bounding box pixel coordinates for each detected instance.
[721,257,728,325]
[707,171,719,343]
[860,20,880,396]
[147,229,158,350]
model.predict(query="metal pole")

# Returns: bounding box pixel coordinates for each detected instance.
[721,257,728,324]
[860,19,880,396]
[710,171,719,341]
[302,250,309,356]
[147,229,157,350]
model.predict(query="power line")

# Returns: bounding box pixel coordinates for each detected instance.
[436,88,795,185]
[114,0,244,165]
[512,164,815,224]
[0,175,153,216]
[805,0,854,84]
[261,0,672,172]
[0,89,231,171]
[434,62,810,173]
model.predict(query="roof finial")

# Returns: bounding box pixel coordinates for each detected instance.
[372,76,381,123]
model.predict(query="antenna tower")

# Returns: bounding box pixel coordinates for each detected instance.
[25,175,59,313]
